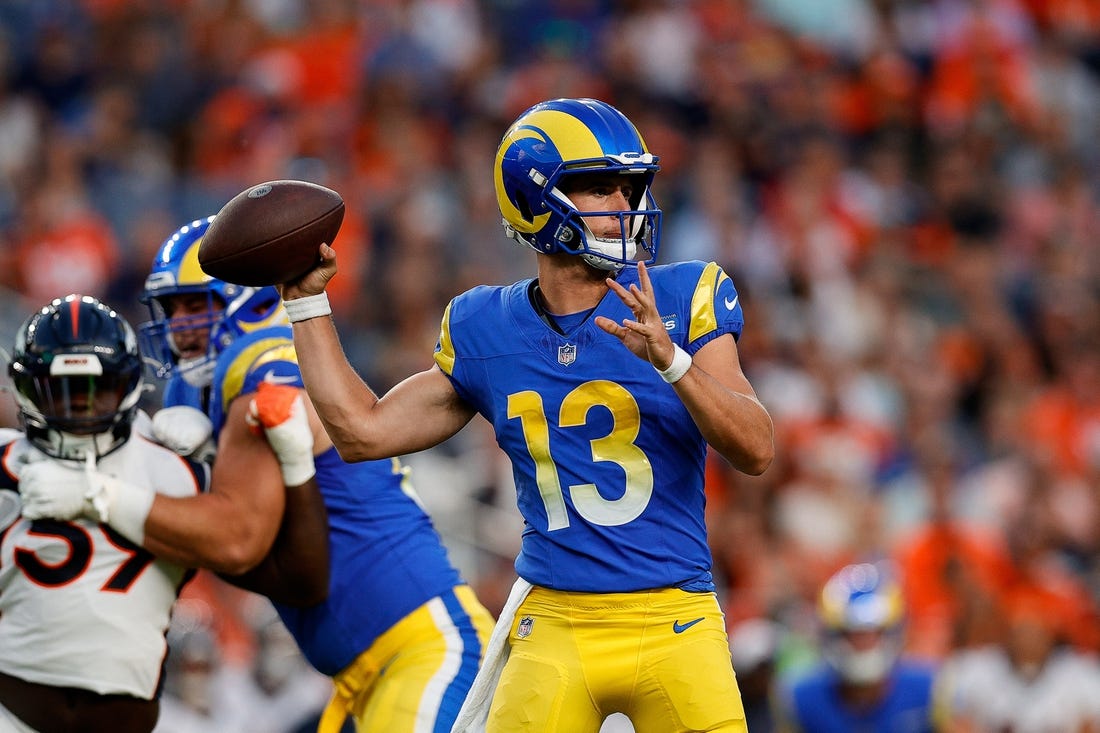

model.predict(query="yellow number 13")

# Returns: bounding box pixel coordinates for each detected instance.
[507,380,654,531]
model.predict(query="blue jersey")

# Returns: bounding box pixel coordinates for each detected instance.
[163,374,206,413]
[167,326,464,676]
[434,260,743,593]
[782,662,938,733]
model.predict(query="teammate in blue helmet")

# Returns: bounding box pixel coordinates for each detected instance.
[26,216,495,732]
[139,216,285,409]
[279,97,776,732]
[776,563,941,733]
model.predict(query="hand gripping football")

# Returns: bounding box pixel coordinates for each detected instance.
[198,179,345,287]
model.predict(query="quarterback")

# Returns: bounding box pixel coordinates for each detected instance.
[281,98,775,732]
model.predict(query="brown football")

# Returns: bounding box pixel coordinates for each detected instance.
[198,179,344,287]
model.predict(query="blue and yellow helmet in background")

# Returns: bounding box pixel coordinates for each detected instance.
[494,97,662,271]
[818,562,906,684]
[139,216,286,387]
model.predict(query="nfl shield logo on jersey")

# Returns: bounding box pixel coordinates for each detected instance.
[517,616,535,638]
[558,343,577,366]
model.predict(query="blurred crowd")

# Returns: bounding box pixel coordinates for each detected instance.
[1,0,1100,730]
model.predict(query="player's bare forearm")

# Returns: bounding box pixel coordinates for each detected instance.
[675,337,774,475]
[674,365,774,475]
[141,400,288,573]
[142,487,283,573]
[292,314,474,461]
[291,313,382,456]
[220,476,330,606]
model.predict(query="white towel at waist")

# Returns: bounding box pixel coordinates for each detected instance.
[451,576,534,733]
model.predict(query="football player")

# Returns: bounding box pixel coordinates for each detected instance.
[99,218,492,733]
[775,562,941,733]
[280,97,775,732]
[0,295,210,733]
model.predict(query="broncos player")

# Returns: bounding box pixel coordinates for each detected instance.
[116,218,491,733]
[280,98,775,732]
[1,295,209,733]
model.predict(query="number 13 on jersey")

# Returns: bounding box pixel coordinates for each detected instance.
[508,380,654,531]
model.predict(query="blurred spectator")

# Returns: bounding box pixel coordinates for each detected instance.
[936,588,1100,732]
[155,599,250,733]
[242,600,336,733]
[154,595,338,733]
[7,136,120,302]
[730,617,781,733]
[890,438,1016,660]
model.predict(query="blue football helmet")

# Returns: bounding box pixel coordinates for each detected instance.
[8,294,145,460]
[818,562,906,684]
[139,216,286,387]
[494,98,662,271]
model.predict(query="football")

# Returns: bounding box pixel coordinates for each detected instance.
[198,179,345,287]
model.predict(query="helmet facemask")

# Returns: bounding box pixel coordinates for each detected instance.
[139,215,287,387]
[821,627,904,685]
[546,168,660,271]
[141,290,225,387]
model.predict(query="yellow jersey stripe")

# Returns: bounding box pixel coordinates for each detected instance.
[435,301,456,376]
[688,262,727,343]
[222,339,297,413]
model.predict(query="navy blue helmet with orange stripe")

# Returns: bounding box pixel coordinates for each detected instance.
[8,294,144,459]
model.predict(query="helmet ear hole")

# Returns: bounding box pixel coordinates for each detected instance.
[515,192,534,223]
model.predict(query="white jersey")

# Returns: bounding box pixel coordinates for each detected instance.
[938,646,1100,732]
[0,433,209,699]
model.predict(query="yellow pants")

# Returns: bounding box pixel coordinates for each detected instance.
[487,586,748,733]
[318,585,495,733]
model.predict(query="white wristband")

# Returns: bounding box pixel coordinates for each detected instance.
[280,458,316,488]
[656,344,692,384]
[283,292,331,323]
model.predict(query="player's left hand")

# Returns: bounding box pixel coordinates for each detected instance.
[595,260,677,370]
[246,382,316,486]
[152,405,216,463]
[19,459,93,521]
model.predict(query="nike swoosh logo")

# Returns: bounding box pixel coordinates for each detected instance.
[673,617,704,634]
[724,296,739,311]
[262,371,298,386]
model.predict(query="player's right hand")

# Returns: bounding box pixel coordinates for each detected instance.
[19,459,93,521]
[279,242,337,300]
[247,382,316,486]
